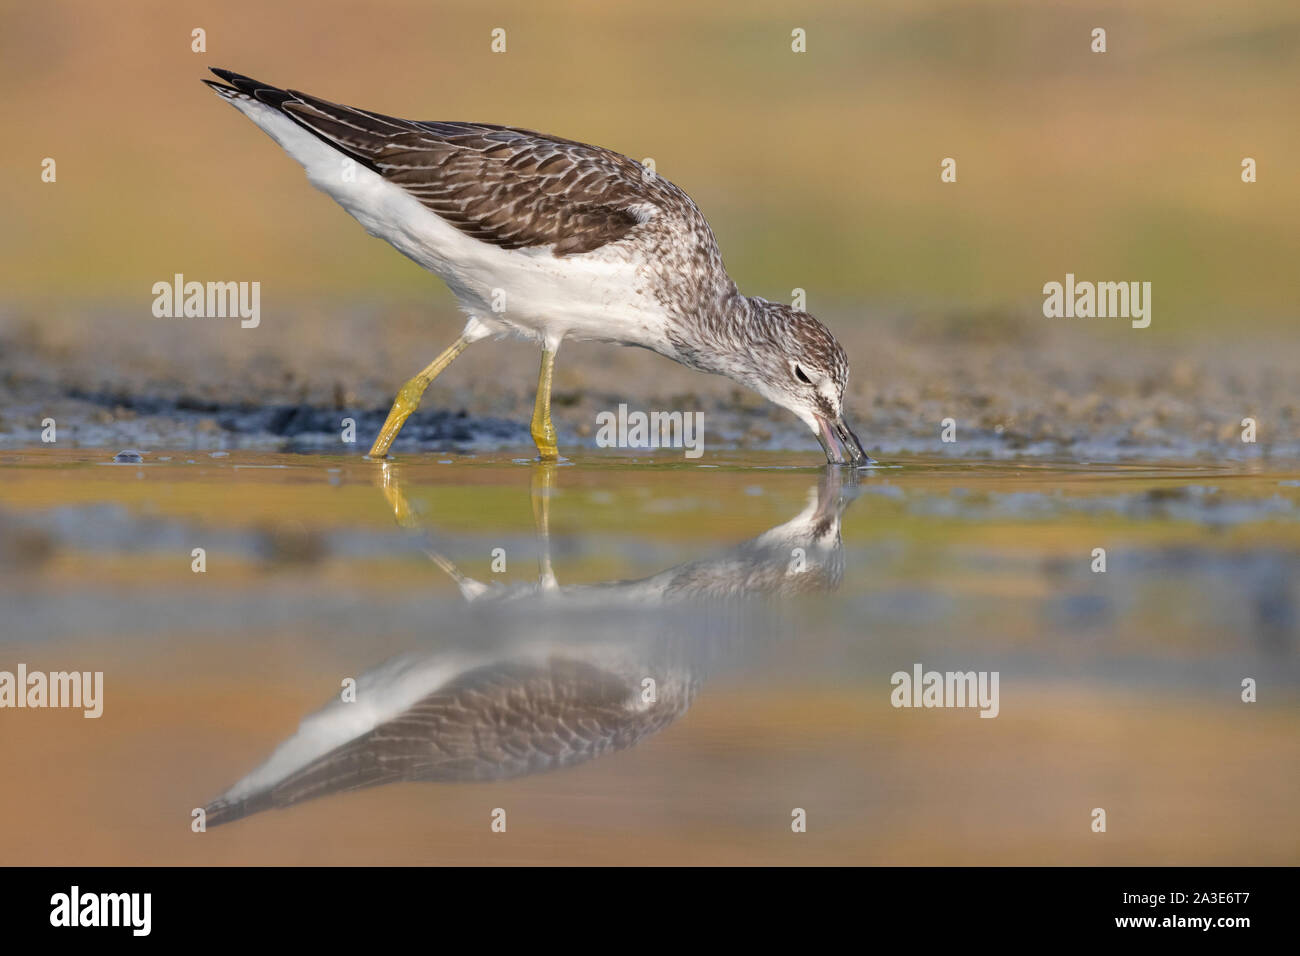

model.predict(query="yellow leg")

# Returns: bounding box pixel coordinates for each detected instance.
[530,348,560,461]
[368,334,473,458]
[376,462,420,529]
[531,462,558,590]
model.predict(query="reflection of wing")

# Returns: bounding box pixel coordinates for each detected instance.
[205,657,694,827]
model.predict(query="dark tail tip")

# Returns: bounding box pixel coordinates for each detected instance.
[203,789,275,828]
[201,78,237,95]
[206,68,293,108]
[210,66,252,87]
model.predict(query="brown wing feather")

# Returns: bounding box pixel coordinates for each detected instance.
[203,657,689,825]
[209,69,659,255]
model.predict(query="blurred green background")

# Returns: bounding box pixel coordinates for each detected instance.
[3,0,1297,332]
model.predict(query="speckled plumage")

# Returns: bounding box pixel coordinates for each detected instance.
[203,655,697,825]
[204,68,870,462]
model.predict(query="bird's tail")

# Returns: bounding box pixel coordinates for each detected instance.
[200,67,294,108]
[201,788,275,828]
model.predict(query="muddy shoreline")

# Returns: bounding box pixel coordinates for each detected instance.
[2,304,1296,459]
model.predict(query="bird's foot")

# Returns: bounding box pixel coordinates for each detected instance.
[530,421,560,461]
[368,377,426,458]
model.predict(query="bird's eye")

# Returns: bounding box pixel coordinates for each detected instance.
[793,364,813,385]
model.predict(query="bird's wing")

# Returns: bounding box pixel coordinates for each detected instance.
[206,68,663,256]
[203,657,684,825]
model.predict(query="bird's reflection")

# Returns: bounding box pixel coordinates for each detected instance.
[203,466,858,826]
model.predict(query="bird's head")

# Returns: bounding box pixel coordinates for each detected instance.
[737,299,872,465]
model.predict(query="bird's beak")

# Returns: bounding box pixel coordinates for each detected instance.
[815,412,874,466]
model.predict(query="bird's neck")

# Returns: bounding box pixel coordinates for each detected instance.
[661,290,769,388]
[665,288,740,366]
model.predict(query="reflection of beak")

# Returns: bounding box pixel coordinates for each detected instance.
[815,412,874,466]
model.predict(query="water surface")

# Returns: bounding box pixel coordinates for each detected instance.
[1,448,1296,864]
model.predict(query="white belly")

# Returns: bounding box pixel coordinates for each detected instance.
[227,96,672,352]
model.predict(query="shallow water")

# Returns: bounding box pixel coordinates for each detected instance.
[1,448,1296,864]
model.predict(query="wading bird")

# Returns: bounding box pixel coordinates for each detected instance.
[203,69,871,464]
